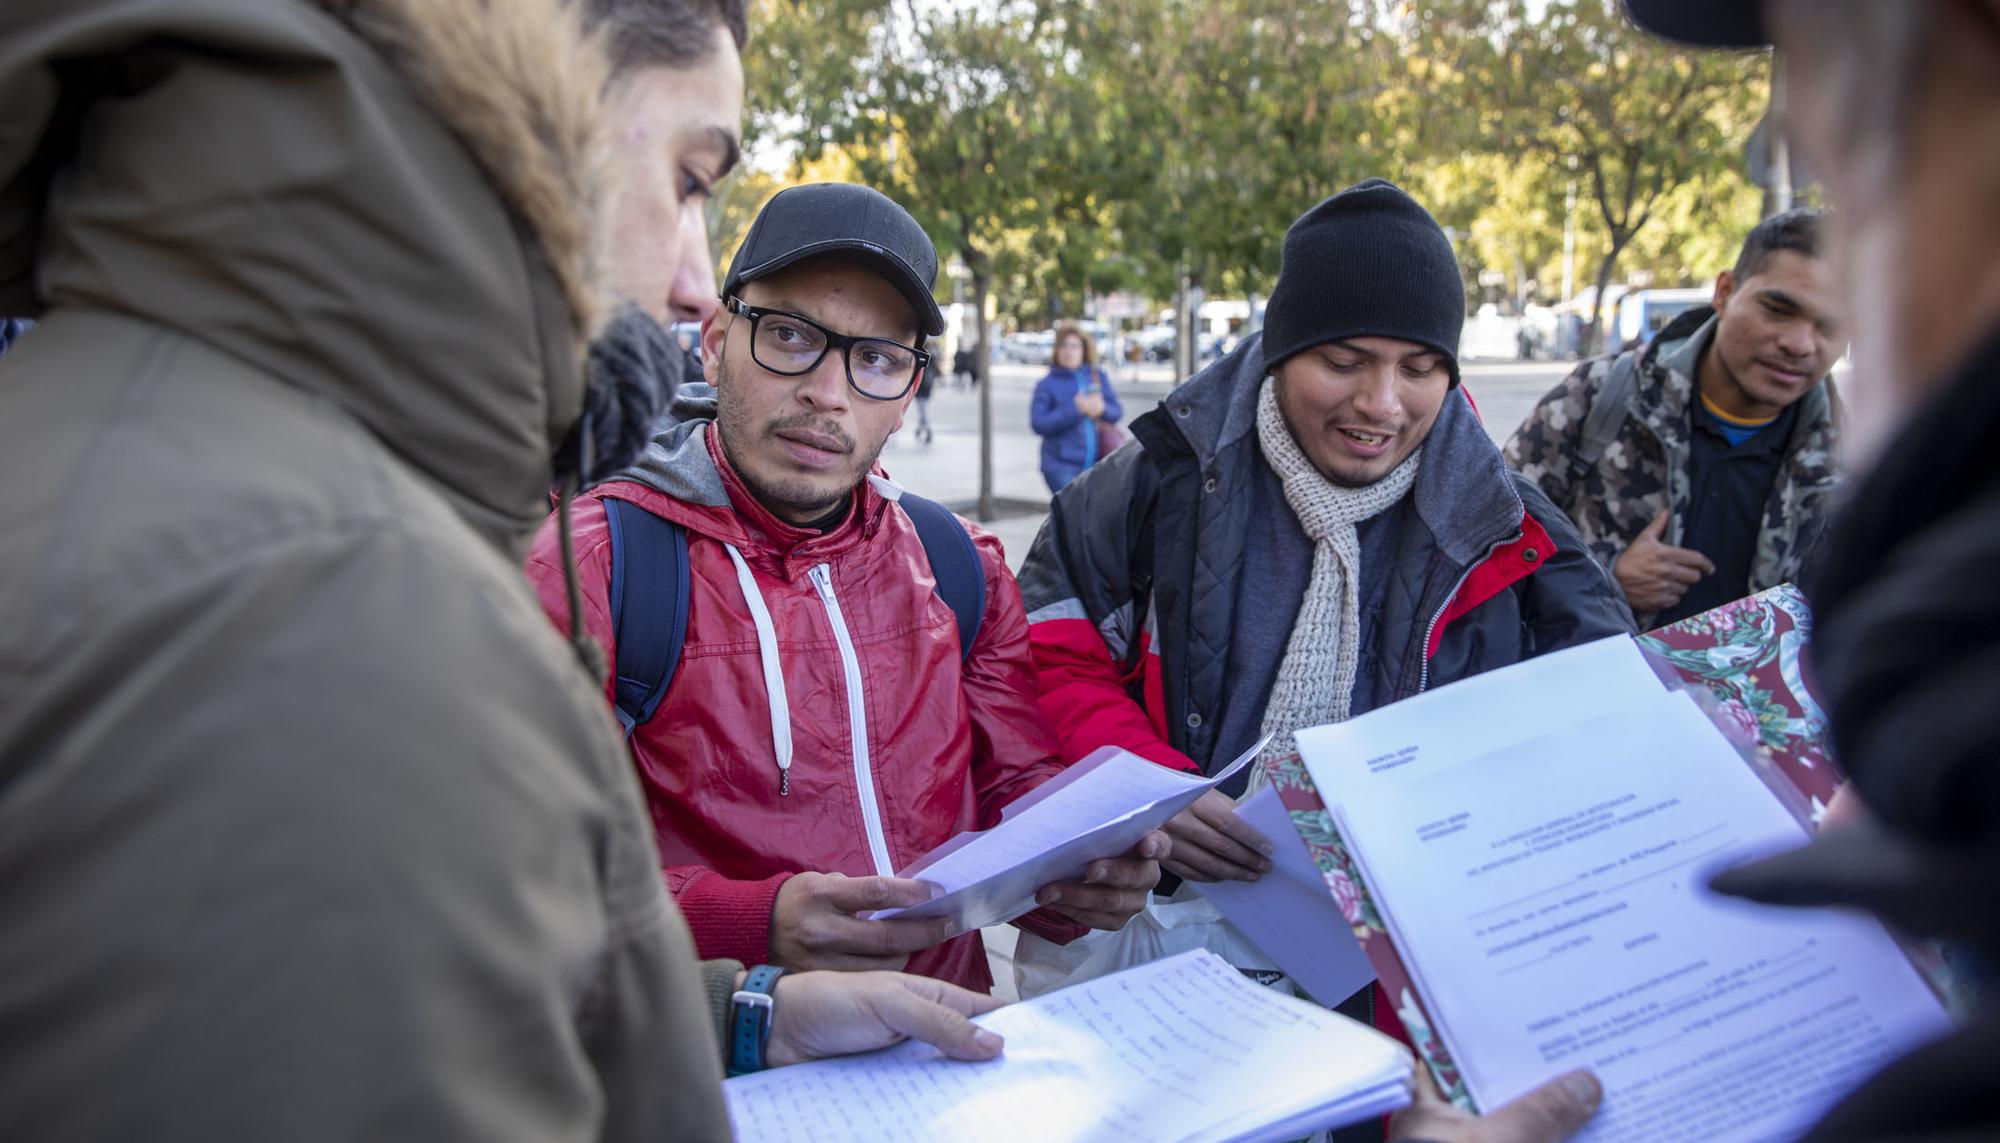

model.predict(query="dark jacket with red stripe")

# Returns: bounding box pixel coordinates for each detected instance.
[1017,333,1634,782]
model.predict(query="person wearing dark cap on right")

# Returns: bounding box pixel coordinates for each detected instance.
[1390,1,2000,1140]
[1013,182,1631,1093]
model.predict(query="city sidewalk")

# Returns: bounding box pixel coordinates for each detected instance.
[875,363,1180,570]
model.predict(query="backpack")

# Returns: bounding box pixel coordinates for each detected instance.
[1566,349,1643,486]
[601,492,986,735]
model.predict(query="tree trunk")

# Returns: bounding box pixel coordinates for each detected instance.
[971,263,995,523]
[1175,269,1205,385]
[1173,272,1191,386]
[1582,235,1630,358]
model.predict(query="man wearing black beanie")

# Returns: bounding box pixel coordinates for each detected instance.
[1261,178,1471,389]
[1014,178,1631,1037]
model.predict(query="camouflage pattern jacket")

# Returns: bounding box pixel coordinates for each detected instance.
[1503,306,1841,627]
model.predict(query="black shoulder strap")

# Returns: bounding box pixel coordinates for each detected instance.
[604,496,690,737]
[899,492,985,661]
[1569,351,1642,482]
[607,492,982,737]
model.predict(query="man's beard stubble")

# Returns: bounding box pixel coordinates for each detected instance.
[712,346,885,524]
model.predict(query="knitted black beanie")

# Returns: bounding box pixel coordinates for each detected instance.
[1261,178,1465,384]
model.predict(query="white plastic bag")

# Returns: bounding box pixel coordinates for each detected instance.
[1013,883,1287,999]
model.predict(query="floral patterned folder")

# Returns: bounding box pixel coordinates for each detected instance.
[1265,585,1841,1107]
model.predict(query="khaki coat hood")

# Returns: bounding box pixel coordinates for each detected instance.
[0,0,610,550]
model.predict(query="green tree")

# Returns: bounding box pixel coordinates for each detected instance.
[1406,0,1766,352]
[748,0,1107,519]
[1079,0,1398,377]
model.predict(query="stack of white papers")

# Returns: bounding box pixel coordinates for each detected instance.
[1297,636,1951,1143]
[724,949,1413,1143]
[875,737,1265,935]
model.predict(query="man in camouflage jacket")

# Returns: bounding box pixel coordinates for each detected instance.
[1504,210,1844,628]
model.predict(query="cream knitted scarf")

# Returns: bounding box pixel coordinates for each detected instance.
[1253,379,1421,772]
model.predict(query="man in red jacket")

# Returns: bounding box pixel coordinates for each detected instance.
[528,182,1162,993]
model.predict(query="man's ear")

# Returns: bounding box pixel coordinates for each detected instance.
[701,312,728,385]
[890,376,919,433]
[1711,269,1738,313]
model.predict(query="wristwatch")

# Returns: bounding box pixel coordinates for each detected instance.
[727,964,785,1077]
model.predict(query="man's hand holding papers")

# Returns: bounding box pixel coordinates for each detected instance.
[769,834,1168,974]
[772,873,959,972]
[1160,789,1276,883]
[1390,1065,1602,1143]
[873,738,1266,935]
[1031,831,1170,930]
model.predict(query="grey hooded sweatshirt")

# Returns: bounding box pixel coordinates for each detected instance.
[0,1,733,1139]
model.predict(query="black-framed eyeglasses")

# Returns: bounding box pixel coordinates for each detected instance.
[724,296,930,402]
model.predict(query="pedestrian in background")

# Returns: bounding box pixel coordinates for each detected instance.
[1030,323,1124,493]
[913,356,936,442]
[953,342,978,388]
[0,317,29,357]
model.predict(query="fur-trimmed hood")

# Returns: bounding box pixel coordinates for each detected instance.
[0,0,610,549]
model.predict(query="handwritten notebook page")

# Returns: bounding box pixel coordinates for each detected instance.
[724,949,1412,1143]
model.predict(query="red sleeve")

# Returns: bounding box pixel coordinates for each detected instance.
[960,524,1070,826]
[526,495,799,962]
[666,867,795,965]
[959,524,1089,946]
[1028,615,1198,774]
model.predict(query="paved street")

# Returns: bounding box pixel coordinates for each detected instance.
[877,358,1578,571]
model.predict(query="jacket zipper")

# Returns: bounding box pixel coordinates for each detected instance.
[1415,532,1520,694]
[807,563,896,878]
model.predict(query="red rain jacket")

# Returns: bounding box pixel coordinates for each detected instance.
[527,425,1080,991]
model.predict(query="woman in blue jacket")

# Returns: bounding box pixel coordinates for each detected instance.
[1030,325,1124,493]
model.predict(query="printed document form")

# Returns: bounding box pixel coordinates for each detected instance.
[1297,636,1951,1143]
[724,948,1412,1143]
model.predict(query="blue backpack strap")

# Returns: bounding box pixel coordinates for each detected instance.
[899,492,985,661]
[604,496,691,736]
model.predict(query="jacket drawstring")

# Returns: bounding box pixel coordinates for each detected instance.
[554,472,609,684]
[723,543,794,795]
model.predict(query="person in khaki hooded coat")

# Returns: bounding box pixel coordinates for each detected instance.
[0,1,1004,1138]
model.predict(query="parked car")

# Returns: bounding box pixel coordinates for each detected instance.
[996,329,1055,364]
[1133,324,1177,362]
[669,321,703,360]
[1613,287,1710,350]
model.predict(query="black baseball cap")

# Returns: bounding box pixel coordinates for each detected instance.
[721,183,945,338]
[1623,0,1768,48]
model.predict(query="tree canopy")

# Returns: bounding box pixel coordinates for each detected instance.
[734,0,1769,339]
[728,0,1772,511]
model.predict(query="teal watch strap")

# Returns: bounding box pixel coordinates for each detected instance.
[727,964,785,1077]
